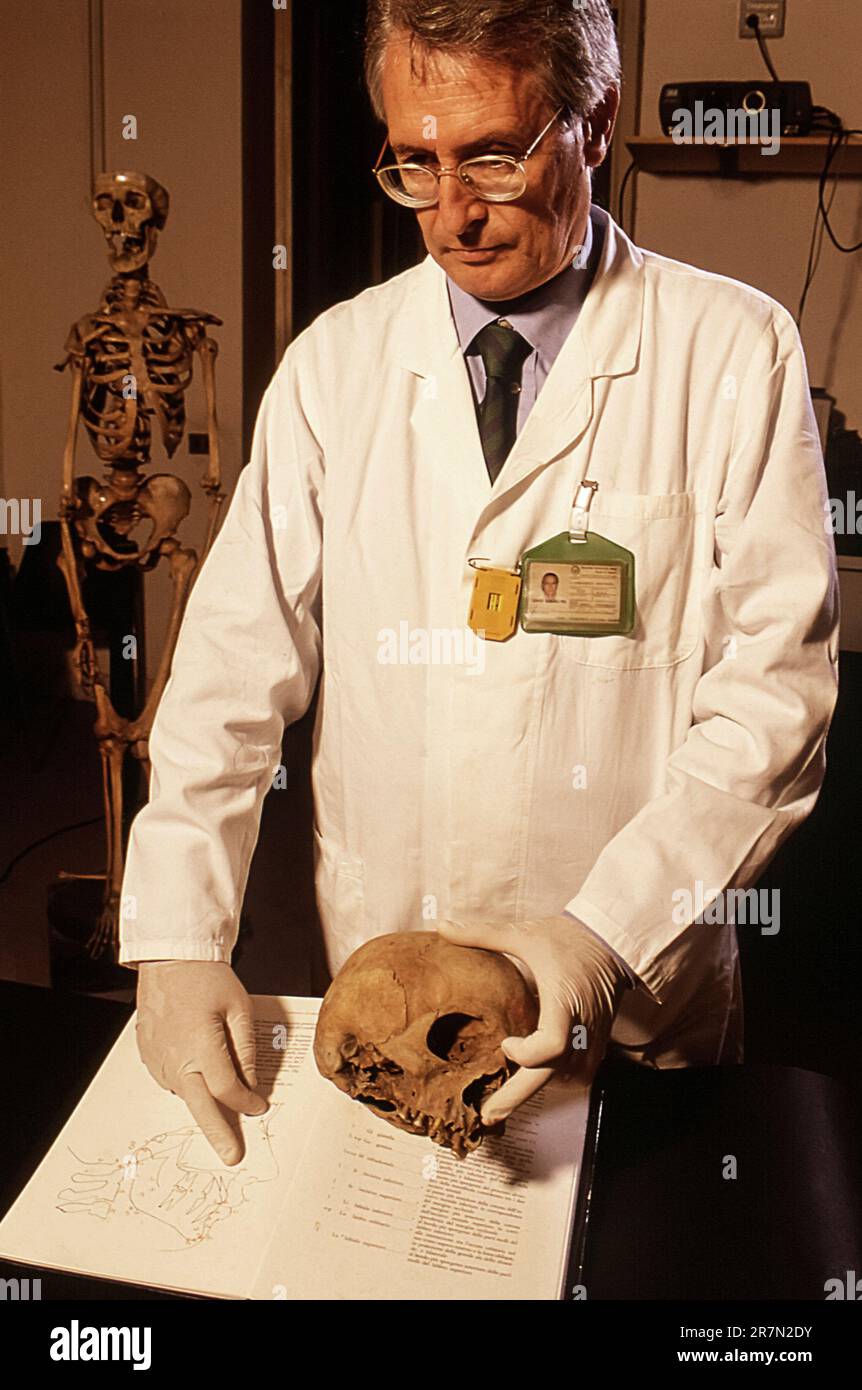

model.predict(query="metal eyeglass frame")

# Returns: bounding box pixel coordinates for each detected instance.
[371,105,568,208]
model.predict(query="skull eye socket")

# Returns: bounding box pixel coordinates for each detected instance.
[426,1013,485,1063]
[123,191,148,209]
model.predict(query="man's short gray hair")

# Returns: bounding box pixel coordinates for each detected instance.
[364,0,621,122]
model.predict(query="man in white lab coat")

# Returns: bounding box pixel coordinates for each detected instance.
[121,0,839,1164]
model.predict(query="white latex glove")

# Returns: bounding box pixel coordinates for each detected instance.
[135,961,268,1165]
[436,914,630,1124]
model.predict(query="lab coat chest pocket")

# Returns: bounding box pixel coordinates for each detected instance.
[313,828,366,938]
[559,491,701,669]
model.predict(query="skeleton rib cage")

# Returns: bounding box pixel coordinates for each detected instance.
[62,278,219,468]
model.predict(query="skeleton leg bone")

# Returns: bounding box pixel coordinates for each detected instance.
[86,542,198,956]
[88,721,126,959]
[57,513,99,699]
[128,542,198,755]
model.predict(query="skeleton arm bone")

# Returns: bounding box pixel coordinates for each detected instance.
[195,333,225,559]
[58,356,84,508]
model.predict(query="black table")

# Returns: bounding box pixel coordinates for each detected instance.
[1,980,859,1300]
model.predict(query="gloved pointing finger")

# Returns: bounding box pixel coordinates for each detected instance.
[135,960,268,1166]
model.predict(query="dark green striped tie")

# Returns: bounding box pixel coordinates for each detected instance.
[473,320,534,484]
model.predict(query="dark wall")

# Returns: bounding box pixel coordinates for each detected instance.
[291,0,424,335]
[242,0,277,462]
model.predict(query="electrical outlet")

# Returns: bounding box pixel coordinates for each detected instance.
[739,0,786,38]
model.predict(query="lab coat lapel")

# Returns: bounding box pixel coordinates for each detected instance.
[498,322,595,492]
[497,209,647,496]
[394,260,497,518]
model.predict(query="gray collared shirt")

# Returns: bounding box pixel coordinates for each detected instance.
[446,208,602,434]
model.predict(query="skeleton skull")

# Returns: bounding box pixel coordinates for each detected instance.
[313,931,538,1158]
[92,172,169,273]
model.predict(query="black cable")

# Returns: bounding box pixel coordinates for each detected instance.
[617,158,637,233]
[747,15,781,83]
[797,137,841,327]
[0,815,104,885]
[809,107,841,134]
[797,108,843,324]
[794,101,862,322]
[817,125,862,254]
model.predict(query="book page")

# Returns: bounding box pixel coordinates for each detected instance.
[0,996,319,1299]
[251,1049,590,1302]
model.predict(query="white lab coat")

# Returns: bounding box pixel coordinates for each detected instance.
[119,206,839,1069]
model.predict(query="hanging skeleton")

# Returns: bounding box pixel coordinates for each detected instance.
[55,170,225,958]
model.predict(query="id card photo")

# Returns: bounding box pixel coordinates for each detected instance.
[522,559,624,628]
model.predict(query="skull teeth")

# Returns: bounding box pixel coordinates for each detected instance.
[359,1098,486,1155]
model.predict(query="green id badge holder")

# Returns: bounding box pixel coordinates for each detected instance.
[518,481,636,636]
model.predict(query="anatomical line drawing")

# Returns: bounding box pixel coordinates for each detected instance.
[55,1108,280,1250]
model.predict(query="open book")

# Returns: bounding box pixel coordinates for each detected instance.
[0,996,592,1300]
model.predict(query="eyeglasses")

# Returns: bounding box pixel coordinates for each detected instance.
[372,105,568,209]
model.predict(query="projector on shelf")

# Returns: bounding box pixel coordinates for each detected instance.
[659,81,813,138]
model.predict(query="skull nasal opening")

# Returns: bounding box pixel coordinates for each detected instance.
[426,1013,484,1063]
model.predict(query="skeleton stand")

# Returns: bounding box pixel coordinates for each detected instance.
[55,172,225,958]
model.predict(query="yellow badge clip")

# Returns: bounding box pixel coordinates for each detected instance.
[467,559,522,642]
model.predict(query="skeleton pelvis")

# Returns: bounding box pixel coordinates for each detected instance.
[75,472,191,565]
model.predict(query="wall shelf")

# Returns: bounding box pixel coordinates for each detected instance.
[627,134,862,177]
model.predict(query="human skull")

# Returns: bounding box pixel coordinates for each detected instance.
[313,931,538,1158]
[92,171,169,273]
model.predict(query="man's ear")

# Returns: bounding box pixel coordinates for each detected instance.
[583,84,620,168]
